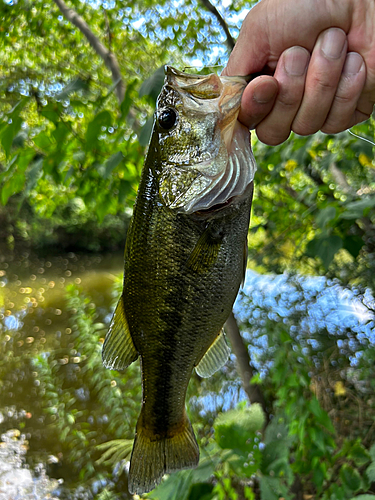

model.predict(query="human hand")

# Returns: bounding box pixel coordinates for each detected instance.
[224,0,375,145]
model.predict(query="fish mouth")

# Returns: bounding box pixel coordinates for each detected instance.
[160,67,257,215]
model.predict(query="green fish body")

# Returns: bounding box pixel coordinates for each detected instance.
[102,67,257,494]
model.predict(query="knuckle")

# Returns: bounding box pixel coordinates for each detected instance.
[321,122,343,134]
[256,124,290,146]
[276,89,302,109]
[292,118,319,136]
[312,77,338,94]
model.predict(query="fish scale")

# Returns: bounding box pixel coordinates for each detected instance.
[102,66,257,494]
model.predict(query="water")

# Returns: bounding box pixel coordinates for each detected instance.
[0,250,127,498]
[0,429,61,499]
[1,249,374,498]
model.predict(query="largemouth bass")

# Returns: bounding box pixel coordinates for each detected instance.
[102,66,257,494]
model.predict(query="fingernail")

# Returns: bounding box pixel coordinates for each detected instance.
[343,52,363,75]
[321,28,346,59]
[253,80,277,104]
[284,46,309,76]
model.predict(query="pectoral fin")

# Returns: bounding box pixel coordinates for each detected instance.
[195,329,230,378]
[186,226,222,273]
[102,296,138,370]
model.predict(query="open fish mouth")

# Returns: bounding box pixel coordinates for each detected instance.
[157,66,257,215]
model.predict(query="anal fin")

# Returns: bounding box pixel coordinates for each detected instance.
[195,329,230,378]
[102,296,138,370]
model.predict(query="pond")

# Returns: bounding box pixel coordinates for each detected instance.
[0,249,133,499]
[1,248,373,499]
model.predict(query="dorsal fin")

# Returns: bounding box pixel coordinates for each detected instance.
[102,296,138,370]
[195,329,230,378]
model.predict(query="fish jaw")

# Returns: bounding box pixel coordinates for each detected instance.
[157,66,257,214]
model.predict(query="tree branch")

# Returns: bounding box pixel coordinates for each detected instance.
[199,0,236,51]
[225,312,268,419]
[52,0,125,104]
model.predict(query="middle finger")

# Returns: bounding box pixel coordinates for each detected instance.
[292,27,348,135]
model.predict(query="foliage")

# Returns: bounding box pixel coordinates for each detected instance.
[0,0,255,250]
[0,283,141,497]
[1,0,375,499]
[249,123,375,294]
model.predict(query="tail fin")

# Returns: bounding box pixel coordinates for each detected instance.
[128,411,199,495]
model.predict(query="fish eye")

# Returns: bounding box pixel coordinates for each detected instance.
[157,107,178,131]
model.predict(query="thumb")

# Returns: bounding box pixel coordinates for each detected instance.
[223,3,272,77]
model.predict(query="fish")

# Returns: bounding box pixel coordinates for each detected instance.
[102,66,257,495]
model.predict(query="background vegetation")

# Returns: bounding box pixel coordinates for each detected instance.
[1,0,375,498]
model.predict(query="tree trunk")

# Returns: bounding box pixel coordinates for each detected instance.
[225,312,268,418]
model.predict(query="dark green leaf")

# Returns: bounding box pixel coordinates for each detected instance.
[340,197,375,220]
[55,78,90,100]
[120,79,138,119]
[138,116,154,146]
[214,405,265,453]
[339,464,361,492]
[316,206,337,229]
[366,461,375,482]
[348,496,375,500]
[1,116,23,158]
[343,235,364,258]
[103,151,123,179]
[307,398,335,433]
[259,476,283,500]
[139,65,165,104]
[188,483,214,500]
[349,443,371,467]
[306,234,343,268]
[40,102,62,124]
[1,170,26,205]
[85,110,112,149]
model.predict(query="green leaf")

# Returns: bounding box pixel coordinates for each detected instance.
[1,169,26,204]
[340,197,375,219]
[214,404,266,453]
[316,206,337,229]
[187,483,214,500]
[348,496,375,500]
[138,115,154,147]
[85,110,112,150]
[343,235,364,258]
[139,65,165,104]
[148,469,193,500]
[33,132,53,151]
[120,79,138,119]
[366,461,375,482]
[40,102,62,124]
[349,443,371,467]
[52,122,70,144]
[102,151,123,179]
[307,397,335,434]
[259,476,285,500]
[340,464,361,492]
[55,78,90,100]
[306,234,343,268]
[312,462,326,490]
[1,116,23,158]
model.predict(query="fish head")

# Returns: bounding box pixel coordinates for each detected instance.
[154,66,257,214]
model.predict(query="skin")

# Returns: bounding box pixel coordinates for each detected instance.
[223,0,375,145]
